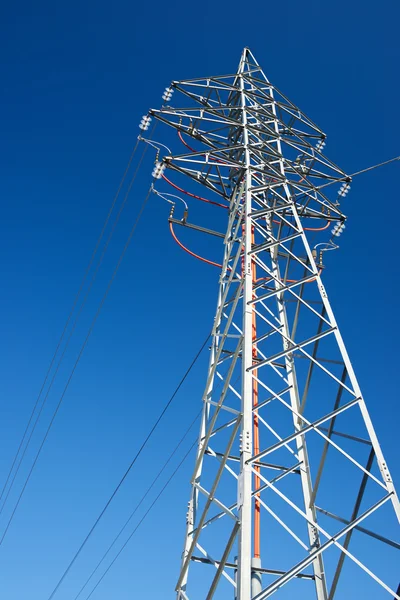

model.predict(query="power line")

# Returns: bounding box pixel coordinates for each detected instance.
[350,155,400,178]
[84,439,197,600]
[0,137,152,521]
[0,184,154,547]
[317,154,400,193]
[73,410,202,600]
[45,331,210,600]
[0,139,141,510]
[72,374,234,599]
[73,372,235,600]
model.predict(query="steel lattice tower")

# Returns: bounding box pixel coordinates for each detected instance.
[145,48,400,599]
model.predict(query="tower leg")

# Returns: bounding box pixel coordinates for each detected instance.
[251,557,262,598]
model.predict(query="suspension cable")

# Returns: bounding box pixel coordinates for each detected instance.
[0,139,142,510]
[44,331,210,600]
[0,184,154,548]
[83,440,197,600]
[350,155,400,177]
[73,410,202,600]
[0,139,154,521]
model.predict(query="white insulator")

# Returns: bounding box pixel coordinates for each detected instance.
[139,115,151,131]
[152,161,166,179]
[338,182,351,197]
[162,86,174,101]
[332,222,346,237]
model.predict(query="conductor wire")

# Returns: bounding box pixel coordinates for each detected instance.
[0,184,154,549]
[44,330,210,600]
[83,440,197,600]
[0,139,142,509]
[73,410,202,599]
[0,136,153,522]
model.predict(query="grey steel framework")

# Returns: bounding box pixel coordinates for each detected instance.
[146,49,400,599]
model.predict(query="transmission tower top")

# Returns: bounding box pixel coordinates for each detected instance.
[139,48,400,600]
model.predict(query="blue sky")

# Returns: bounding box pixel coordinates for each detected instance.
[0,1,399,599]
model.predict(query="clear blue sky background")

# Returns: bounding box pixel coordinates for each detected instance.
[0,1,399,599]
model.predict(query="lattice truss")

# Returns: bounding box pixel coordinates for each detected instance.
[146,49,400,599]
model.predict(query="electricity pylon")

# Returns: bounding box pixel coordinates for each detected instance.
[146,48,400,599]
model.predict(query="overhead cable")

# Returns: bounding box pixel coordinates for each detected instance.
[0,184,154,548]
[0,138,153,521]
[83,440,197,600]
[350,156,400,178]
[45,331,210,600]
[0,139,142,510]
[73,410,201,600]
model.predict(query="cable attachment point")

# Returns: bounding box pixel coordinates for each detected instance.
[152,161,166,179]
[139,114,152,131]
